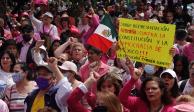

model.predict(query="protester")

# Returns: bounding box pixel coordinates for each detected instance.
[48,40,61,57]
[0,18,12,40]
[119,5,133,19]
[79,45,110,93]
[4,62,37,111]
[163,11,175,24]
[67,71,124,112]
[77,14,90,35]
[54,37,78,57]
[30,10,60,49]
[174,95,194,112]
[81,7,99,45]
[4,39,20,62]
[173,55,189,80]
[0,51,16,87]
[174,3,192,29]
[160,69,180,100]
[19,25,37,64]
[179,61,194,95]
[24,57,72,112]
[174,29,189,55]
[58,61,81,89]
[119,58,176,112]
[182,25,194,62]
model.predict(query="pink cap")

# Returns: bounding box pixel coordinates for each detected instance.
[21,12,29,17]
[173,103,194,112]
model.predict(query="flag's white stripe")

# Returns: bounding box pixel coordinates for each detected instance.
[94,24,116,42]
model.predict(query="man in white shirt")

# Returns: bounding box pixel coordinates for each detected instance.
[179,61,194,95]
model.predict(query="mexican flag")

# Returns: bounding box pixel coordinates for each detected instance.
[87,13,117,53]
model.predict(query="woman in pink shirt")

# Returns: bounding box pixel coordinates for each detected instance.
[119,59,176,112]
[67,71,127,112]
[182,26,194,62]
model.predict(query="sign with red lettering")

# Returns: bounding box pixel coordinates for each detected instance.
[117,18,176,68]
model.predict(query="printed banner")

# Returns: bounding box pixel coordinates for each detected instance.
[117,18,176,68]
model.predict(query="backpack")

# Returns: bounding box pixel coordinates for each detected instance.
[180,79,188,93]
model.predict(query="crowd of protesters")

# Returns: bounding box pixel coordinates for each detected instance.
[0,0,193,112]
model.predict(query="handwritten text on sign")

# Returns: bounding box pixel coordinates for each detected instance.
[117,18,176,67]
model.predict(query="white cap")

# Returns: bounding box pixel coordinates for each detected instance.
[160,69,177,79]
[43,12,53,19]
[61,13,69,18]
[58,61,78,74]
[147,1,151,4]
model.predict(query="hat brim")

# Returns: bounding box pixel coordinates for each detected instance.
[58,66,77,74]
[37,65,52,73]
[43,15,53,19]
[58,65,68,71]
[160,72,175,78]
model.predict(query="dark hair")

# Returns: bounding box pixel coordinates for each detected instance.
[97,73,123,96]
[170,78,180,98]
[173,54,189,80]
[20,18,33,26]
[86,45,102,55]
[3,39,19,56]
[140,77,172,105]
[4,39,18,50]
[21,24,34,34]
[175,29,187,41]
[15,62,37,81]
[161,72,180,98]
[164,10,174,17]
[189,61,194,70]
[0,51,16,72]
[48,40,61,57]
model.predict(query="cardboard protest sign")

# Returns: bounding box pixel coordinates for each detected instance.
[117,18,176,68]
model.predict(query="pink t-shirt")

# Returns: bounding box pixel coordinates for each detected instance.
[183,43,194,62]
[119,78,176,112]
[79,61,109,93]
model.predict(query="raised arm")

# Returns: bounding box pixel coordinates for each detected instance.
[30,14,42,29]
[33,40,48,66]
[67,71,99,112]
[48,57,64,84]
[54,37,75,58]
[119,58,143,110]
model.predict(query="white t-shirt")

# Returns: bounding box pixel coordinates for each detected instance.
[179,79,194,95]
[0,69,15,88]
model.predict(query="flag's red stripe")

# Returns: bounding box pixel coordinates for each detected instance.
[87,34,113,53]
